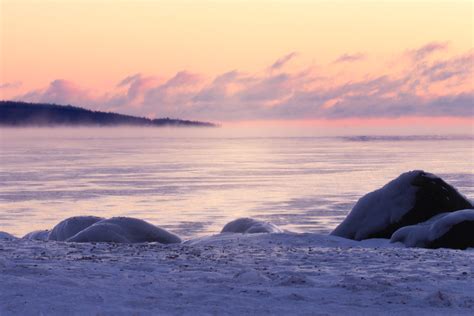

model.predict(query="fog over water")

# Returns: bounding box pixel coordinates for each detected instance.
[0,127,473,238]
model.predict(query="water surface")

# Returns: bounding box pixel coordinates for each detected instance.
[1,128,473,238]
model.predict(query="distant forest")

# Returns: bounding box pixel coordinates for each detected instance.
[0,101,216,127]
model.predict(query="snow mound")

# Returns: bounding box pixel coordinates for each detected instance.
[331,170,472,240]
[391,209,474,249]
[221,218,283,234]
[49,216,104,241]
[186,231,397,249]
[67,217,182,244]
[0,231,17,240]
[23,230,50,241]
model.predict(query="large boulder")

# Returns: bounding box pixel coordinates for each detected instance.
[67,217,182,244]
[331,170,472,240]
[221,218,282,234]
[391,209,474,249]
[23,230,50,241]
[48,216,104,241]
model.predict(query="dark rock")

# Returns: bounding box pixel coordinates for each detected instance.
[331,170,472,240]
[430,220,474,250]
[391,209,474,249]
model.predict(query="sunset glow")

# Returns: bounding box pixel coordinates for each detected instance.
[1,2,474,313]
[1,0,473,130]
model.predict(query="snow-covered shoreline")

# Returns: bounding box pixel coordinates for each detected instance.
[2,170,473,314]
[1,233,473,315]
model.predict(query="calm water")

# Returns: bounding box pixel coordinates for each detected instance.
[1,128,473,239]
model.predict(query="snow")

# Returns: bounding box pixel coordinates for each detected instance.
[48,216,104,241]
[0,233,473,315]
[221,217,283,234]
[1,167,473,313]
[67,217,182,244]
[45,216,182,244]
[22,230,50,241]
[391,209,474,248]
[330,170,472,241]
[0,231,17,240]
[331,170,420,240]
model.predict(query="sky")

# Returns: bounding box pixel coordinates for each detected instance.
[0,0,473,132]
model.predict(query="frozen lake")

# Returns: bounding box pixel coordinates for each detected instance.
[1,128,473,238]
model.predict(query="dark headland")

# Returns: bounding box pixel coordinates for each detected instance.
[0,101,217,127]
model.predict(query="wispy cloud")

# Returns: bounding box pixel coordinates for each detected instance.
[406,41,449,61]
[333,53,365,64]
[14,43,474,121]
[18,80,100,107]
[269,52,298,70]
[0,81,22,89]
[419,51,473,82]
[117,73,142,87]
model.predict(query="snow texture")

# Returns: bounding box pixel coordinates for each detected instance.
[391,209,474,249]
[48,216,104,241]
[67,217,182,244]
[0,231,17,240]
[22,230,50,241]
[331,170,472,240]
[331,171,419,240]
[0,233,473,315]
[221,218,283,234]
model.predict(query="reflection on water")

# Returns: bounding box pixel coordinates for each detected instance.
[0,128,473,238]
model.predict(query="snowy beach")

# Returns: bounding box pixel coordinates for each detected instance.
[1,132,473,314]
[1,233,473,315]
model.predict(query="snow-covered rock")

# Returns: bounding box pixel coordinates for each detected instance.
[0,231,17,240]
[331,170,472,240]
[67,217,182,244]
[221,218,282,234]
[48,216,104,241]
[391,209,474,249]
[23,230,50,241]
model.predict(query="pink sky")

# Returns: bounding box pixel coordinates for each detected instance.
[0,0,473,131]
